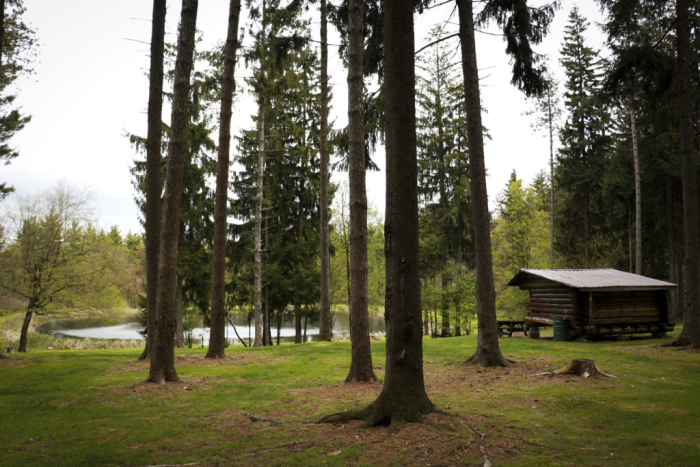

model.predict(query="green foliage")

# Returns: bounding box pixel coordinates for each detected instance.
[0,184,131,313]
[0,0,36,199]
[130,37,218,317]
[329,182,384,310]
[492,173,550,318]
[416,27,475,336]
[231,11,324,325]
[555,7,612,268]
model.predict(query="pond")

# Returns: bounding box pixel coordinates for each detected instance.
[36,309,386,346]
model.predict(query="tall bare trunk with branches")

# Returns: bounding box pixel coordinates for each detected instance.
[254,98,265,348]
[345,0,375,382]
[673,0,700,347]
[139,0,167,362]
[147,0,199,384]
[456,0,509,367]
[631,107,642,275]
[318,0,332,342]
[206,0,241,358]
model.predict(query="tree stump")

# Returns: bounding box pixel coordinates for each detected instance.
[0,353,7,360]
[6,347,16,354]
[538,358,617,378]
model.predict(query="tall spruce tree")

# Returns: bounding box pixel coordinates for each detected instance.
[232,32,322,346]
[206,0,242,359]
[556,7,611,269]
[673,0,700,347]
[0,0,34,199]
[526,70,561,267]
[598,0,683,317]
[344,0,376,382]
[146,0,199,384]
[455,0,557,367]
[318,0,333,342]
[416,26,471,337]
[138,0,167,362]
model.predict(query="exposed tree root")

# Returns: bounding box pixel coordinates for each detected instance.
[465,352,513,368]
[662,337,700,348]
[473,427,493,467]
[317,406,373,424]
[537,358,617,378]
[317,401,454,434]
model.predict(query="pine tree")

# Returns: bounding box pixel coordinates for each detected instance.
[416,26,471,338]
[138,0,166,361]
[146,0,199,385]
[232,38,323,346]
[206,0,242,359]
[556,7,611,268]
[526,70,561,267]
[0,0,34,199]
[318,0,332,342]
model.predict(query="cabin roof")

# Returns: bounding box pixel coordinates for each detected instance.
[508,268,677,291]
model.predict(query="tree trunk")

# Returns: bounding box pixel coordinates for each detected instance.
[361,0,435,423]
[18,309,33,353]
[175,274,184,348]
[631,107,642,275]
[253,98,265,348]
[146,0,199,384]
[667,176,679,320]
[206,0,241,359]
[276,310,281,345]
[673,0,700,348]
[263,284,270,346]
[548,87,555,267]
[455,239,463,336]
[295,309,302,344]
[457,0,509,366]
[318,0,332,342]
[584,194,590,268]
[264,216,272,346]
[139,0,167,362]
[345,0,376,384]
[437,76,450,337]
[628,199,633,273]
[303,315,308,343]
[440,272,450,337]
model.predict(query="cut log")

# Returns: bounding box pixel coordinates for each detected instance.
[538,358,617,378]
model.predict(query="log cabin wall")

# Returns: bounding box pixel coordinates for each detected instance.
[521,278,581,325]
[578,291,664,326]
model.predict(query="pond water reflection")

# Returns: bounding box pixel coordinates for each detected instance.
[37,310,386,345]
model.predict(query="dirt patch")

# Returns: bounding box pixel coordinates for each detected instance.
[187,408,524,466]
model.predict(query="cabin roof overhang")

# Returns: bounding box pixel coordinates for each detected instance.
[508,268,677,292]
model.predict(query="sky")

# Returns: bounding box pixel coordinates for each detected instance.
[3,1,607,235]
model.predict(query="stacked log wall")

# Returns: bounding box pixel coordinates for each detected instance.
[522,278,581,325]
[579,291,663,325]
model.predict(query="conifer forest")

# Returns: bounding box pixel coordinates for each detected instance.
[1,1,700,465]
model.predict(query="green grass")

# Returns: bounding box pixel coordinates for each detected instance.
[1,330,699,466]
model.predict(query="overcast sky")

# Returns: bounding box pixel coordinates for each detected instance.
[3,1,606,235]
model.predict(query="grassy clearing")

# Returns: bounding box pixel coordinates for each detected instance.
[1,329,699,466]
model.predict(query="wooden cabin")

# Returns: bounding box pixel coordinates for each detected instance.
[508,269,676,339]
